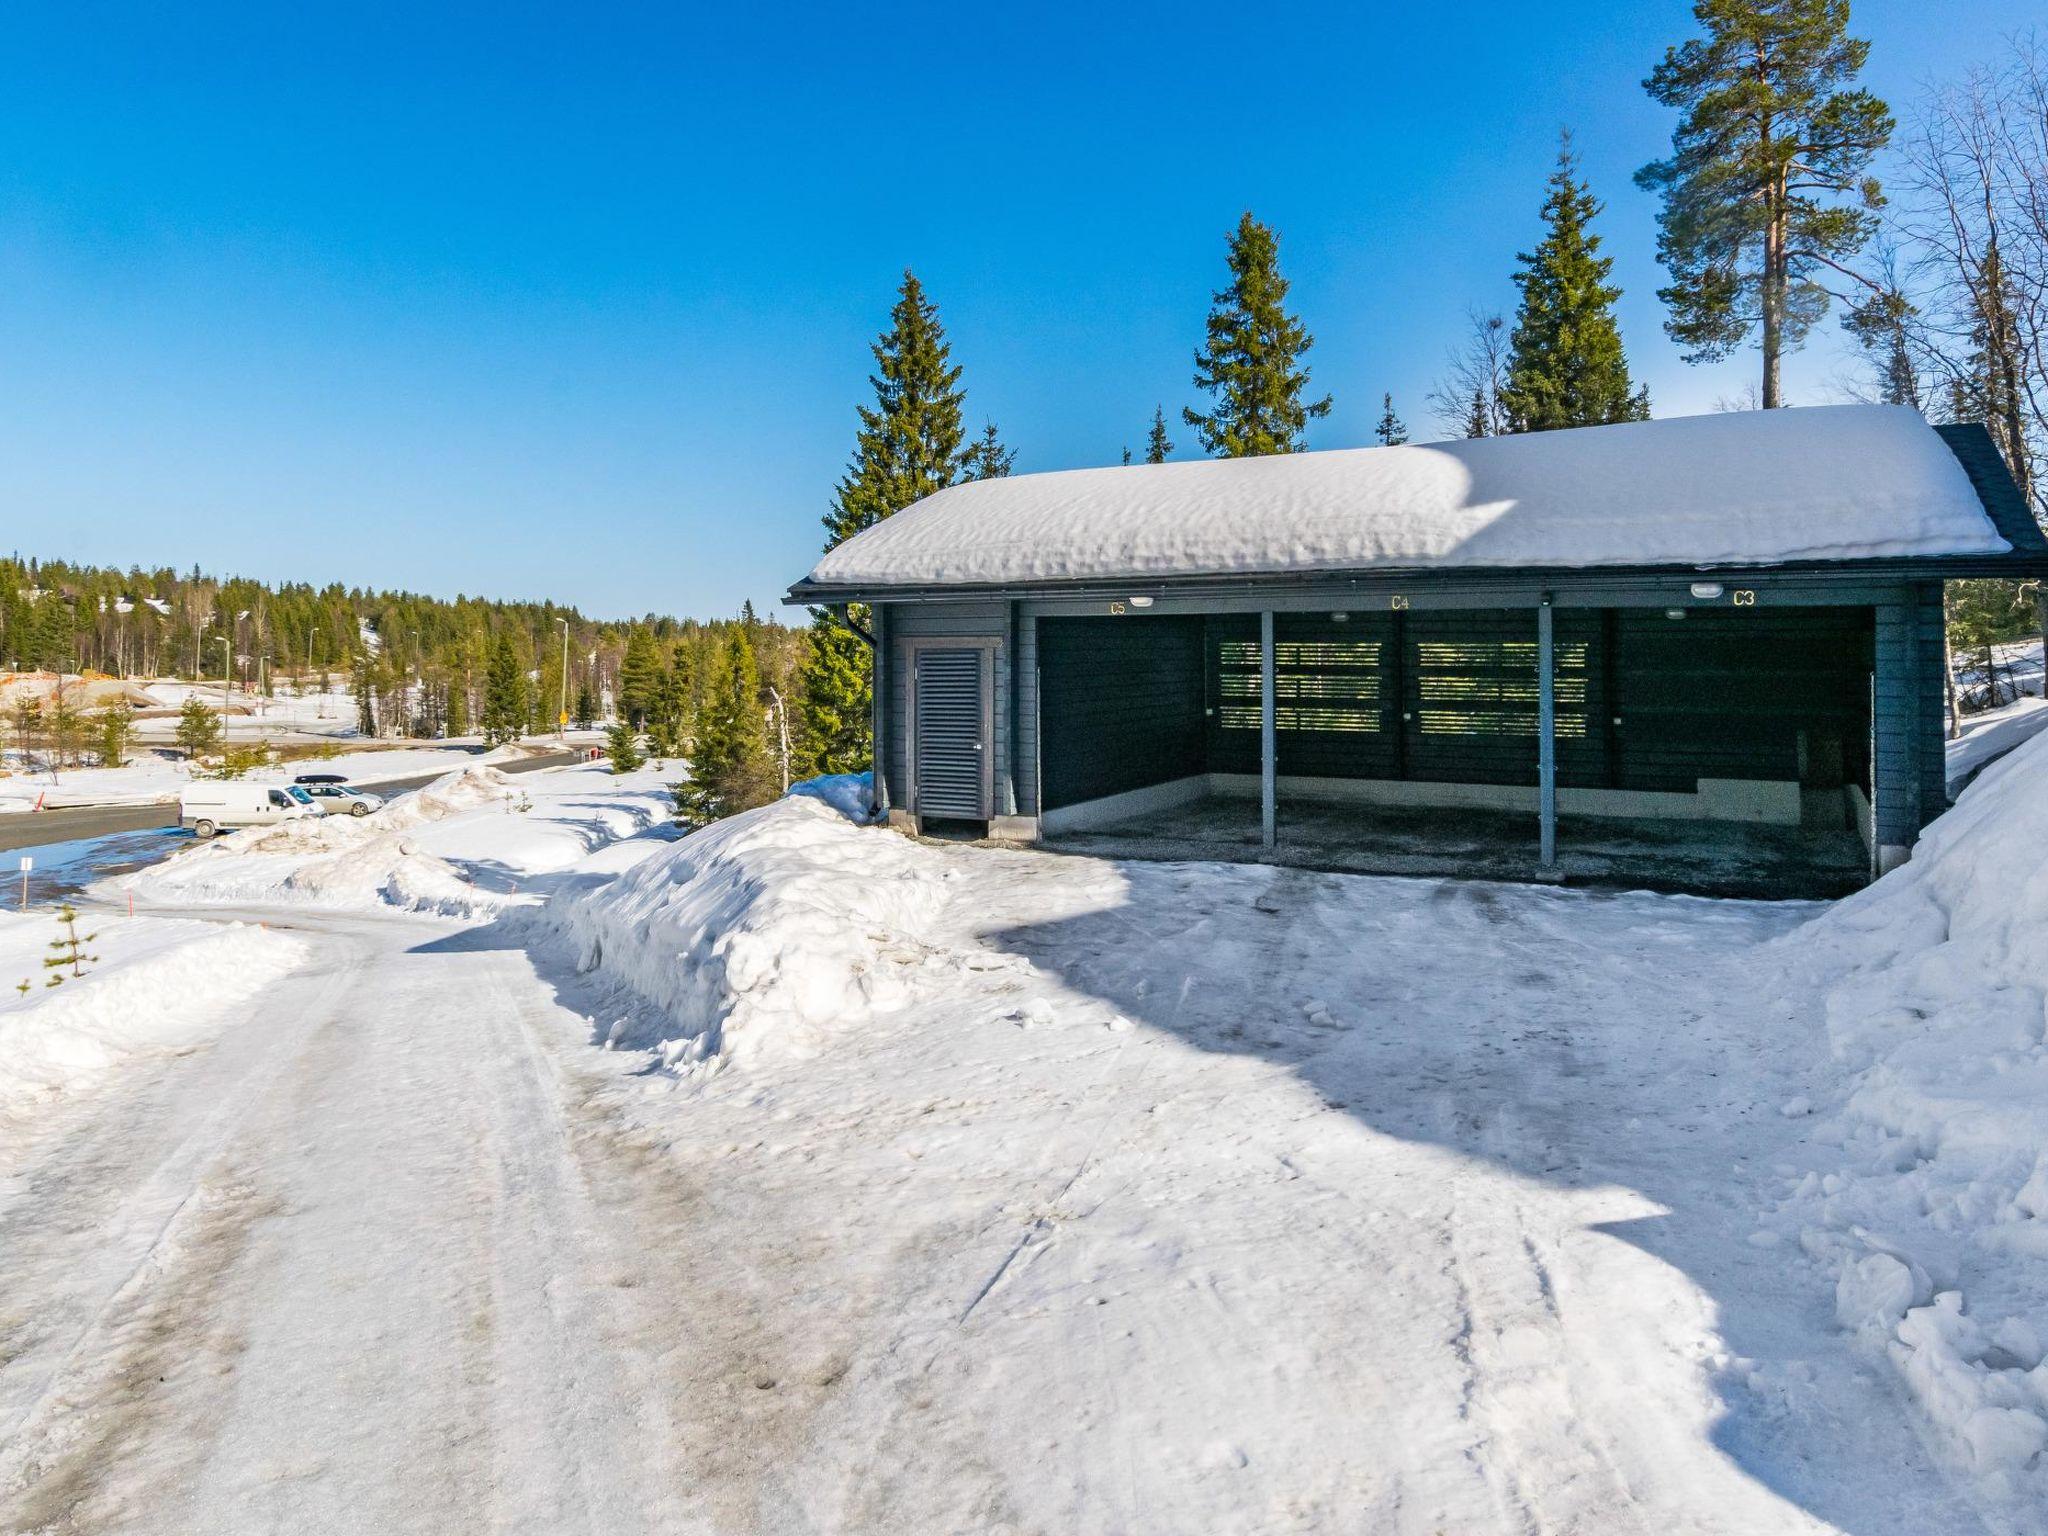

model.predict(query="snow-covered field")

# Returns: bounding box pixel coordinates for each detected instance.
[2,743,2043,1531]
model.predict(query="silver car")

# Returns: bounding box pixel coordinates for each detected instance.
[301,782,385,817]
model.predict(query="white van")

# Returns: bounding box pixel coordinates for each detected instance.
[180,782,319,838]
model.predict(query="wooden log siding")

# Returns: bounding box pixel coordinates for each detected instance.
[1037,615,1206,811]
[1608,606,1872,794]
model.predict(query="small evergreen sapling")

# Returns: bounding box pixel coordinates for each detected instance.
[1375,393,1409,446]
[1145,406,1174,464]
[175,697,222,760]
[43,904,98,988]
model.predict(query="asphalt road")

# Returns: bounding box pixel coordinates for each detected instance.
[0,750,588,854]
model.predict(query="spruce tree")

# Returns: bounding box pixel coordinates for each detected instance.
[1375,393,1409,446]
[960,420,1016,480]
[351,654,376,735]
[174,697,221,759]
[617,629,661,728]
[94,705,133,768]
[605,720,644,773]
[480,634,527,745]
[1501,139,1651,432]
[573,680,597,730]
[1637,0,1893,407]
[1145,406,1174,464]
[1183,213,1332,457]
[797,271,968,778]
[1464,388,1492,439]
[676,628,774,824]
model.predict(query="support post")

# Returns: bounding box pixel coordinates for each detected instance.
[867,605,887,820]
[1537,596,1557,869]
[1260,610,1276,850]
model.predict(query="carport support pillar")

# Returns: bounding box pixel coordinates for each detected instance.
[1537,596,1557,868]
[1260,609,1276,850]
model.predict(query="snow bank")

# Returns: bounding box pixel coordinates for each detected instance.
[546,795,949,1070]
[124,765,523,915]
[0,911,302,1120]
[1773,729,2048,1497]
[803,405,2005,589]
[121,763,676,917]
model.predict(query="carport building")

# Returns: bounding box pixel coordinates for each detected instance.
[786,406,2048,896]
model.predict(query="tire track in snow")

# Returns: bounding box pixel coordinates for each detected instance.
[0,932,358,1491]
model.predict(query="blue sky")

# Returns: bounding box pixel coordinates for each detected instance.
[0,2,2035,620]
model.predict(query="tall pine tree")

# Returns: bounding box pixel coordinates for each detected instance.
[1501,138,1650,432]
[796,271,967,779]
[1183,213,1332,457]
[1144,406,1174,464]
[1637,0,1892,408]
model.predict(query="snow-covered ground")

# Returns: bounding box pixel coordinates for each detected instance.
[121,760,677,914]
[516,775,2046,1532]
[0,739,559,813]
[0,907,302,1127]
[1948,692,2048,795]
[1955,636,2044,713]
[2,745,2042,1530]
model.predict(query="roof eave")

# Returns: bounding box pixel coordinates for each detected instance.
[785,550,2048,607]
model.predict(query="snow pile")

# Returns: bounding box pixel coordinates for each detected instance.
[122,763,676,917]
[1773,729,2048,1496]
[0,911,302,1120]
[547,795,950,1070]
[125,765,523,915]
[803,405,2006,589]
[787,770,877,823]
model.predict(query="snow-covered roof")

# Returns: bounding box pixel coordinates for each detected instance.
[797,406,2016,594]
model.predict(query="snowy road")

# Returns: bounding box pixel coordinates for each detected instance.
[0,907,707,1533]
[0,853,2016,1532]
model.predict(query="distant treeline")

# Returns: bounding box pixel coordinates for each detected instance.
[0,554,803,746]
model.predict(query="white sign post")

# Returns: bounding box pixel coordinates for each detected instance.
[17,855,31,912]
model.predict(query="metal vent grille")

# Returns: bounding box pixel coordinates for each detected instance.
[914,648,987,817]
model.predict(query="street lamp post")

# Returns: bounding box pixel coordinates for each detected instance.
[215,635,232,726]
[556,618,569,743]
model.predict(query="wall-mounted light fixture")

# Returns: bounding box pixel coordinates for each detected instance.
[1689,582,1725,599]
[1127,595,1155,609]
[1330,611,1350,622]
[1665,608,1687,620]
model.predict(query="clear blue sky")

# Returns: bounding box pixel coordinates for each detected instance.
[0,2,2034,620]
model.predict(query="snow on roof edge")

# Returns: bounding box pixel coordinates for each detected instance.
[799,406,2014,593]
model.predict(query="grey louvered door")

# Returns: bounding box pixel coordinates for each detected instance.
[913,647,990,818]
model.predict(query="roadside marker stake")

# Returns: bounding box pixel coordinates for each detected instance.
[17,856,30,912]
